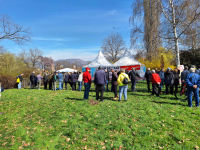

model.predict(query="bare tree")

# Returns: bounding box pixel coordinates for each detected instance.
[157,0,200,66]
[19,48,43,68]
[0,15,31,45]
[101,32,126,63]
[39,56,54,71]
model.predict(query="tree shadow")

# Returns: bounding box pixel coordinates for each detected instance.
[65,97,83,101]
[151,100,186,106]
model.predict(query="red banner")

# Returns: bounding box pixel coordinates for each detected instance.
[120,65,141,71]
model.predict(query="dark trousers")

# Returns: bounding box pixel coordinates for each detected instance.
[71,82,76,91]
[165,84,173,94]
[65,82,70,90]
[44,81,48,89]
[131,81,136,92]
[147,81,151,93]
[172,84,178,94]
[31,80,35,89]
[49,81,52,90]
[96,84,104,101]
[113,85,118,97]
[152,84,159,96]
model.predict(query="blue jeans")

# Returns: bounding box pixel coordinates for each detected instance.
[104,80,109,91]
[188,87,199,107]
[84,83,91,99]
[119,85,128,100]
[18,81,21,89]
[78,81,82,91]
[59,81,63,90]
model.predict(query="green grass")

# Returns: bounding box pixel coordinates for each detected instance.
[0,83,200,150]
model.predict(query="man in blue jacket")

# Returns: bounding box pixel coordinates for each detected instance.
[186,68,200,107]
[159,68,165,93]
[57,72,64,90]
[94,66,106,102]
[181,66,190,88]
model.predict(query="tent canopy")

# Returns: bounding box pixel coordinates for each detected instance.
[83,51,113,68]
[113,50,142,67]
[57,68,77,72]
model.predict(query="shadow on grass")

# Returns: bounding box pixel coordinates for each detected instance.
[65,97,83,101]
[151,100,186,106]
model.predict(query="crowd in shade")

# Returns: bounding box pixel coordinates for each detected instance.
[13,65,200,108]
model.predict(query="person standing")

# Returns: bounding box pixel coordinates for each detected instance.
[144,68,152,93]
[155,68,159,74]
[181,66,190,88]
[64,72,70,90]
[104,69,109,92]
[117,69,130,101]
[70,72,77,91]
[128,68,140,92]
[159,68,165,93]
[30,72,36,89]
[17,74,24,89]
[48,74,53,90]
[111,69,118,100]
[186,68,200,107]
[164,67,174,94]
[52,72,58,91]
[37,73,43,90]
[78,72,83,91]
[43,73,50,90]
[94,66,106,102]
[57,72,63,90]
[83,67,92,100]
[151,70,161,96]
[172,69,180,94]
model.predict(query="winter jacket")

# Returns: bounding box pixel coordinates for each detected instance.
[186,73,200,89]
[105,72,109,81]
[128,68,140,82]
[145,70,152,82]
[17,75,23,82]
[117,73,130,86]
[112,72,118,86]
[52,74,57,82]
[43,74,50,82]
[181,70,190,81]
[64,74,70,82]
[94,69,106,85]
[83,71,92,84]
[37,75,43,81]
[57,73,64,82]
[70,73,77,83]
[174,72,180,85]
[159,70,165,80]
[151,73,161,84]
[30,73,36,81]
[78,74,83,82]
[164,71,174,85]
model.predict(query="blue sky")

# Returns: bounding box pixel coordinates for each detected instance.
[0,0,134,61]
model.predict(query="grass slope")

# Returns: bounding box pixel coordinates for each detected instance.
[0,84,200,150]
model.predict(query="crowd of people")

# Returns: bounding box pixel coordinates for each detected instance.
[15,65,200,107]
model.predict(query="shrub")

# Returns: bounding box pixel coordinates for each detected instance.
[0,76,16,89]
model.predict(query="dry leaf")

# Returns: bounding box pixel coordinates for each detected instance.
[66,138,70,142]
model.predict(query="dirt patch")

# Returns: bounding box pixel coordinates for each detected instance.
[88,99,99,106]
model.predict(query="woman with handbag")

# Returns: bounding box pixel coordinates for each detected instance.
[117,69,130,101]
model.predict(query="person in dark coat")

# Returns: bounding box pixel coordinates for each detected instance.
[159,68,165,93]
[94,66,106,102]
[111,69,118,100]
[186,68,200,107]
[155,68,159,74]
[30,71,36,89]
[145,68,152,93]
[164,67,174,94]
[48,74,53,90]
[181,66,190,88]
[128,68,140,92]
[172,69,180,94]
[70,72,77,91]
[64,72,70,90]
[43,73,50,90]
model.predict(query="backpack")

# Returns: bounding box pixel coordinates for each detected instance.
[122,74,130,84]
[16,77,20,83]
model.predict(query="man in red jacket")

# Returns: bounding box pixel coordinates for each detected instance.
[83,67,92,100]
[151,70,161,96]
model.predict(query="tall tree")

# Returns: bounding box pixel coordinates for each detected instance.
[0,15,31,45]
[101,32,126,63]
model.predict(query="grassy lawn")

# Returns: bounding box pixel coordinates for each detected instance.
[0,83,200,150]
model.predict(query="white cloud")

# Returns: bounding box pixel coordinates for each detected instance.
[44,48,98,61]
[104,10,117,16]
[32,37,77,42]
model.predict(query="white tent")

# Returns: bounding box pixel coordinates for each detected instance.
[57,68,77,72]
[82,51,113,68]
[113,50,142,67]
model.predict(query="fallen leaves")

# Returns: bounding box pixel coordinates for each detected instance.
[66,138,70,142]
